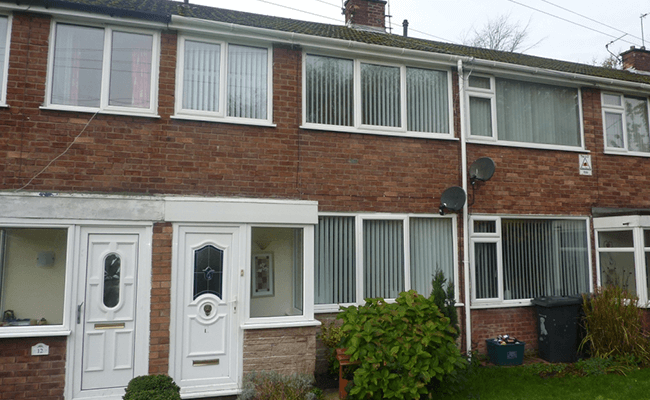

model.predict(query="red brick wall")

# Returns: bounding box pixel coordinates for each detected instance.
[0,337,66,400]
[621,47,650,72]
[471,307,537,354]
[344,0,386,29]
[149,222,173,375]
[243,327,318,375]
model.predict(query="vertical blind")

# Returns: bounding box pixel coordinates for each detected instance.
[469,97,493,137]
[409,218,454,297]
[305,55,354,126]
[363,220,404,299]
[361,63,401,127]
[624,97,650,152]
[475,242,498,299]
[227,44,267,119]
[495,78,580,146]
[314,216,356,304]
[406,67,449,133]
[183,40,221,112]
[0,17,7,97]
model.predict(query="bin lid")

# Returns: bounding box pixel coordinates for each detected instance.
[531,295,583,307]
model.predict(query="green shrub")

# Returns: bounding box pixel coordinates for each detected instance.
[430,270,459,339]
[317,321,345,375]
[581,285,650,365]
[123,375,181,400]
[338,290,466,400]
[238,371,317,400]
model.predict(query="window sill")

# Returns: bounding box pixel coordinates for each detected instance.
[470,300,532,309]
[40,105,160,119]
[172,114,276,128]
[604,149,650,158]
[0,326,71,339]
[300,123,458,141]
[467,138,588,153]
[242,319,321,330]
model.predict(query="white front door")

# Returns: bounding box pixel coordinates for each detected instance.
[171,225,242,396]
[72,227,150,400]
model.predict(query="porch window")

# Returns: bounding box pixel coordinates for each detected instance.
[0,15,10,105]
[471,217,590,304]
[175,36,271,123]
[0,228,68,326]
[304,54,451,137]
[467,76,582,149]
[250,227,304,318]
[48,22,158,114]
[602,93,650,154]
[314,215,455,309]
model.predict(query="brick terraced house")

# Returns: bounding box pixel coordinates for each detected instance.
[1,0,650,398]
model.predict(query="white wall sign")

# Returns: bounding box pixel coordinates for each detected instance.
[31,343,49,356]
[579,155,592,176]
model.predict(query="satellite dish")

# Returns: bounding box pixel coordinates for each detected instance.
[469,157,496,183]
[439,186,466,215]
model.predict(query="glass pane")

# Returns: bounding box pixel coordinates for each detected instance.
[183,40,221,112]
[496,78,580,146]
[227,44,267,119]
[474,220,496,233]
[644,229,650,247]
[363,220,404,299]
[305,55,354,126]
[468,76,491,89]
[409,218,453,297]
[604,112,624,148]
[603,93,622,106]
[598,230,633,248]
[51,24,103,107]
[600,251,636,295]
[109,31,153,108]
[469,96,493,137]
[0,17,7,96]
[0,228,67,325]
[193,245,223,300]
[625,96,650,153]
[406,67,449,133]
[361,63,401,127]
[250,227,304,317]
[314,216,356,304]
[103,253,120,308]
[475,242,497,299]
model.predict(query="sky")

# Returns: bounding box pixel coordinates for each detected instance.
[189,0,649,65]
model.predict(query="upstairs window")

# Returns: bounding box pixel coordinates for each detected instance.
[602,93,650,155]
[0,15,10,106]
[467,76,582,149]
[304,54,451,137]
[47,22,159,115]
[175,36,271,124]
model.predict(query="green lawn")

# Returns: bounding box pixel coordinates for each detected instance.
[438,364,650,400]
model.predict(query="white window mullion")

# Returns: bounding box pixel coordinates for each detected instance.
[633,227,648,304]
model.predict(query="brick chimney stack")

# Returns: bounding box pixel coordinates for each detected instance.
[621,46,650,72]
[344,0,387,32]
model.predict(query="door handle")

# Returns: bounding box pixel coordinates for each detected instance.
[76,302,84,324]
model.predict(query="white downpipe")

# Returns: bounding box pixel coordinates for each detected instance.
[457,59,472,355]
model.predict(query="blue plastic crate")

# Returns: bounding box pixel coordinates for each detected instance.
[486,339,525,366]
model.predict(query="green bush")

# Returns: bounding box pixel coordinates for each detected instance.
[338,290,466,400]
[430,270,459,339]
[238,371,318,400]
[123,375,181,400]
[581,285,650,365]
[317,321,345,375]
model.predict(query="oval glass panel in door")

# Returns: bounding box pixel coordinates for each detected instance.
[103,253,121,308]
[194,245,224,300]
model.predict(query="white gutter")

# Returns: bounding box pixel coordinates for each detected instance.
[458,59,472,356]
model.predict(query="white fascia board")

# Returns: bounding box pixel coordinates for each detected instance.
[164,196,319,224]
[593,215,649,229]
[0,192,164,221]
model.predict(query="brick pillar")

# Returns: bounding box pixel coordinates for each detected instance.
[343,0,386,30]
[621,46,650,72]
[149,222,173,375]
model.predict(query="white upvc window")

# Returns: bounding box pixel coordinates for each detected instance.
[45,21,159,116]
[0,14,10,106]
[466,75,584,150]
[470,216,591,307]
[174,35,272,125]
[303,53,453,138]
[314,213,457,312]
[602,92,650,155]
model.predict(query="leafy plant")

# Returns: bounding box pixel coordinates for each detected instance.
[317,321,345,375]
[580,285,650,365]
[123,375,181,400]
[338,290,466,400]
[430,270,459,338]
[238,371,318,400]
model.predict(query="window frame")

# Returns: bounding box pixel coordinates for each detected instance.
[0,14,11,107]
[44,20,160,117]
[302,52,455,139]
[602,92,650,156]
[0,222,74,338]
[470,215,592,308]
[314,213,459,313]
[466,74,585,151]
[174,34,274,126]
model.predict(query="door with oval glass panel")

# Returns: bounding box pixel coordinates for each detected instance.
[171,226,241,396]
